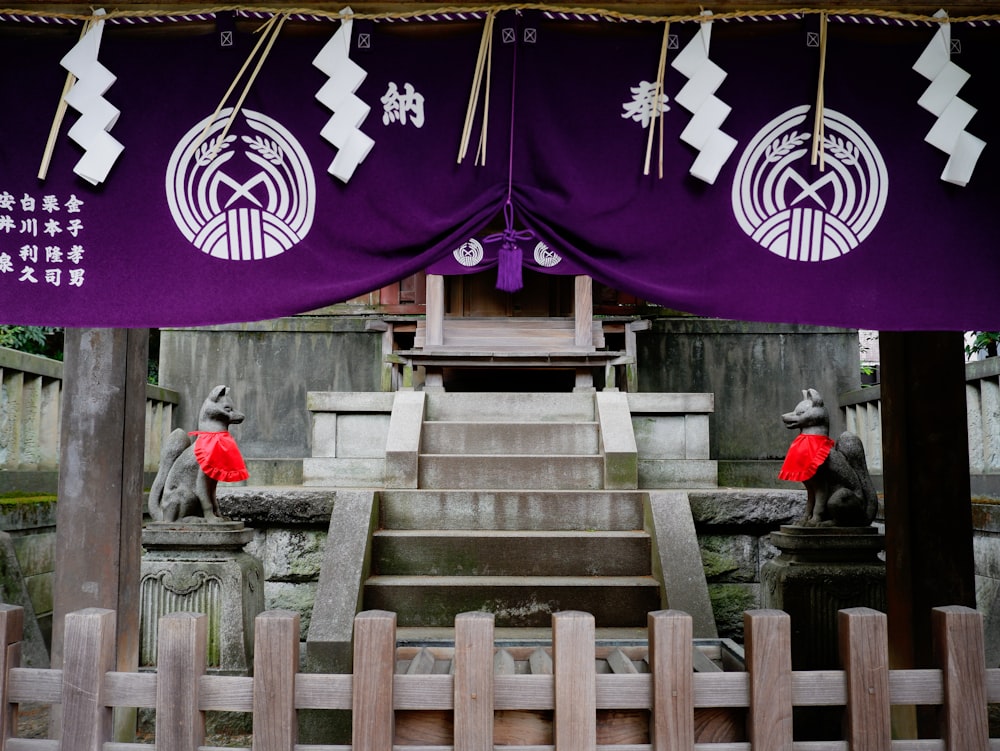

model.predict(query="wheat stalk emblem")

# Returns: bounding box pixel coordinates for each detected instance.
[243,135,284,166]
[196,135,236,166]
[823,135,859,166]
[765,132,810,163]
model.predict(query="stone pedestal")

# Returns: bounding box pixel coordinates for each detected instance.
[140,521,264,675]
[761,525,886,739]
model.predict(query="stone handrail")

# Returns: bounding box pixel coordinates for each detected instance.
[841,356,1000,495]
[0,346,179,476]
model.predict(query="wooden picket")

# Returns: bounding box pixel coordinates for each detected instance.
[0,603,997,750]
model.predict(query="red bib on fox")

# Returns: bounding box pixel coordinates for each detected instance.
[779,434,835,482]
[189,431,249,483]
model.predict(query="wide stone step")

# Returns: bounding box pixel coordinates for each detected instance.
[379,489,647,531]
[418,455,604,490]
[363,575,662,628]
[372,530,651,577]
[421,421,600,456]
[424,392,596,423]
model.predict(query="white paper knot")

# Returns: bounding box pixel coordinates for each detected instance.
[60,9,124,185]
[912,9,985,187]
[313,7,375,183]
[669,10,737,185]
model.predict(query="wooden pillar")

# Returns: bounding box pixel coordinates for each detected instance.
[879,331,976,735]
[574,276,593,349]
[50,328,148,737]
[426,274,444,347]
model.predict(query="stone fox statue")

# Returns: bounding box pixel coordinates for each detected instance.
[149,385,248,522]
[779,388,878,527]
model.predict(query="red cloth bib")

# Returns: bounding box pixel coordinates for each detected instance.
[189,431,249,483]
[778,434,835,482]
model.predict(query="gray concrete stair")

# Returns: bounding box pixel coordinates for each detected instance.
[417,454,605,490]
[379,489,645,531]
[421,421,600,455]
[373,529,651,576]
[364,575,662,628]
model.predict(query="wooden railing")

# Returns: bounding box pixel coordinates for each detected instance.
[0,603,996,750]
[0,347,178,475]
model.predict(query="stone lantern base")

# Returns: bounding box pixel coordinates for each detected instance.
[761,524,886,740]
[140,521,264,675]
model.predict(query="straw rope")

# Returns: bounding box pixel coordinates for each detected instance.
[3,5,1000,26]
[458,9,496,164]
[643,20,669,178]
[37,16,92,180]
[810,10,827,171]
[196,11,289,153]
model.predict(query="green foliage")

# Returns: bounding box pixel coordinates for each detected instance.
[0,326,62,359]
[967,331,1000,359]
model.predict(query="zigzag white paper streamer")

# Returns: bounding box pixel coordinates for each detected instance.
[313,7,375,182]
[60,9,124,185]
[912,9,985,186]
[669,11,737,185]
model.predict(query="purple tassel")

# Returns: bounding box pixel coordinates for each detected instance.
[497,243,523,292]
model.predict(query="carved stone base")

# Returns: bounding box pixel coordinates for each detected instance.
[761,525,886,741]
[762,525,886,668]
[140,521,264,674]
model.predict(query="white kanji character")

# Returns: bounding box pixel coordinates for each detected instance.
[68,268,84,287]
[20,194,35,212]
[44,269,61,286]
[0,192,14,211]
[42,195,60,213]
[621,81,670,129]
[0,216,13,233]
[0,253,12,273]
[19,244,37,263]
[382,82,425,128]
[65,194,84,214]
[19,266,37,283]
[68,245,85,264]
[43,219,61,237]
[66,219,84,238]
[45,246,62,263]
[19,218,37,236]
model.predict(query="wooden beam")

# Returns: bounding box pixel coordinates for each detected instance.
[879,331,976,736]
[50,328,148,738]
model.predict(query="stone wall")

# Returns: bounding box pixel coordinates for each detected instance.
[159,318,384,482]
[161,315,861,489]
[636,319,861,488]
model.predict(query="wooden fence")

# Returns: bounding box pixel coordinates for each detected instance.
[0,603,996,751]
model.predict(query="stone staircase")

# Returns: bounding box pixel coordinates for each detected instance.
[300,389,719,671]
[367,393,660,634]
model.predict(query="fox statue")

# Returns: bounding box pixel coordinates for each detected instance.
[779,388,878,527]
[148,384,248,523]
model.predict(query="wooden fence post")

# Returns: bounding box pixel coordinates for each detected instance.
[932,605,989,748]
[156,612,207,751]
[648,610,693,751]
[744,609,793,751]
[353,610,396,751]
[0,604,24,744]
[60,608,116,751]
[453,612,494,751]
[839,607,890,751]
[253,610,300,751]
[553,611,596,751]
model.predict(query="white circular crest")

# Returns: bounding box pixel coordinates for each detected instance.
[165,108,316,261]
[731,105,888,262]
[453,238,484,267]
[533,242,562,268]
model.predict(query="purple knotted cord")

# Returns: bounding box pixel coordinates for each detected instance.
[488,13,533,293]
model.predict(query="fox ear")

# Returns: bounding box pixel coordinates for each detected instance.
[208,384,228,401]
[801,389,808,400]
[807,388,823,405]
